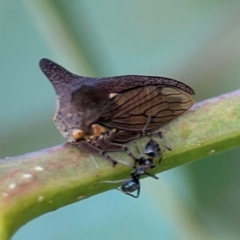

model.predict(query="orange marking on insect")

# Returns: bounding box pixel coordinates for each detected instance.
[92,124,107,137]
[109,93,118,99]
[72,129,85,140]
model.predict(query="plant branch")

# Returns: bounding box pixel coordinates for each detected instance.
[1,89,240,239]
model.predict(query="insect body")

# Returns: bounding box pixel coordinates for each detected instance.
[40,59,195,164]
[104,116,170,198]
[110,138,161,198]
[120,166,158,198]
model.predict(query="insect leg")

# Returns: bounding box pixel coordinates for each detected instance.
[135,144,142,156]
[118,185,140,198]
[94,138,126,152]
[124,188,140,198]
[142,115,151,135]
[158,132,172,151]
[75,140,118,166]
[95,138,139,163]
[144,171,159,180]
[133,145,144,167]
[158,154,163,165]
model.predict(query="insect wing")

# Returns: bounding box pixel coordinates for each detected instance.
[98,83,195,133]
[94,75,195,94]
[40,60,195,142]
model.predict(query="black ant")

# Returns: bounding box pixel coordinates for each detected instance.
[102,116,171,198]
[102,137,167,198]
[119,138,161,198]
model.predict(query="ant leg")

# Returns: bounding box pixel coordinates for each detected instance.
[158,155,163,165]
[135,184,140,198]
[117,187,138,198]
[126,192,140,198]
[94,138,126,152]
[144,171,159,180]
[104,154,118,167]
[118,190,138,198]
[95,138,139,163]
[124,146,139,163]
[123,186,140,198]
[75,140,118,166]
[158,132,172,151]
[132,144,143,167]
[135,144,142,156]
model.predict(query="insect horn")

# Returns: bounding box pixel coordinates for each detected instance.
[39,58,76,93]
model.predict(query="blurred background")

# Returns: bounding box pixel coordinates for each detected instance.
[1,1,240,239]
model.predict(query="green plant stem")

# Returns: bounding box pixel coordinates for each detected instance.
[1,89,240,239]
